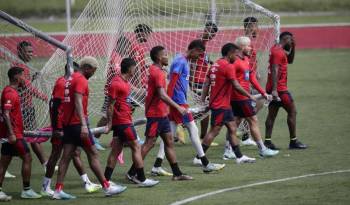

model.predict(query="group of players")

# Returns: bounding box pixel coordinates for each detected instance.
[0,17,307,201]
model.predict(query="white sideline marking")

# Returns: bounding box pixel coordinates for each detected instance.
[169,169,350,205]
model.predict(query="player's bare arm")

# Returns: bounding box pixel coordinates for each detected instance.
[271,64,279,99]
[231,79,256,101]
[74,92,88,138]
[201,77,210,103]
[157,87,187,115]
[105,97,116,133]
[3,109,16,144]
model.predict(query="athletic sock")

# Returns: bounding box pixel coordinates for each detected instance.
[200,156,209,167]
[0,187,2,192]
[153,157,163,168]
[23,181,30,191]
[128,164,137,177]
[232,145,243,158]
[102,180,109,189]
[80,173,91,184]
[55,183,63,192]
[43,177,51,190]
[242,133,249,141]
[290,137,297,141]
[224,140,231,151]
[265,136,271,141]
[201,143,209,153]
[256,139,267,151]
[136,168,146,182]
[170,163,182,176]
[104,167,114,181]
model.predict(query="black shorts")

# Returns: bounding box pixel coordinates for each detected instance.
[231,100,256,118]
[112,124,138,142]
[145,117,171,138]
[1,139,30,157]
[63,124,95,148]
[22,106,37,130]
[210,108,234,127]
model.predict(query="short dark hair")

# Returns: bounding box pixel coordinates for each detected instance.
[221,43,240,57]
[188,39,205,51]
[8,66,24,81]
[134,24,152,34]
[17,41,32,52]
[121,58,137,74]
[65,61,80,70]
[205,22,218,33]
[243,17,258,28]
[150,46,165,63]
[279,31,293,40]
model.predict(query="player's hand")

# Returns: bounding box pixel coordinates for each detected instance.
[105,123,112,134]
[271,90,279,100]
[8,134,16,144]
[178,106,188,116]
[81,126,89,139]
[249,94,257,102]
[264,94,273,101]
[53,129,63,138]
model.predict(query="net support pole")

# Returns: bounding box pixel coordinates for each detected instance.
[210,0,217,23]
[241,0,280,43]
[66,0,72,33]
[0,10,73,76]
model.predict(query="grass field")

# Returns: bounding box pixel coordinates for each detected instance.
[2,48,350,204]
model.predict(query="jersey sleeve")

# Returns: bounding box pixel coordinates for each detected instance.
[270,49,284,65]
[108,81,118,100]
[154,70,166,88]
[2,93,16,110]
[74,77,88,94]
[249,69,265,95]
[52,79,65,99]
[225,64,237,81]
[171,58,185,74]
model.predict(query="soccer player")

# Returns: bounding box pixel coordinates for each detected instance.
[15,41,49,171]
[151,40,225,174]
[127,46,192,181]
[224,37,279,159]
[264,31,307,150]
[201,43,256,164]
[0,67,41,201]
[104,58,159,187]
[41,62,101,197]
[53,56,126,200]
[190,22,218,144]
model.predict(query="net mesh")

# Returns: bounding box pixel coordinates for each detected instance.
[1,0,278,131]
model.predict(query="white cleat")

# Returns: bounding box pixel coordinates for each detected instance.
[4,171,15,178]
[0,191,12,202]
[84,182,102,193]
[241,138,257,146]
[203,163,226,173]
[259,148,279,157]
[40,187,54,197]
[193,157,202,166]
[138,178,159,187]
[236,155,256,164]
[223,149,236,160]
[151,167,172,176]
[52,190,76,200]
[21,189,42,199]
[104,184,127,197]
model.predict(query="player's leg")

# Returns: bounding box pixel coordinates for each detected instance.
[0,152,13,202]
[280,92,307,149]
[104,137,124,182]
[72,148,101,193]
[264,102,280,150]
[199,116,209,140]
[30,142,47,169]
[223,117,242,160]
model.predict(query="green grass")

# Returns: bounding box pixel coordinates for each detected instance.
[2,48,350,204]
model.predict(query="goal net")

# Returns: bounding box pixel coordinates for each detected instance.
[1,0,280,131]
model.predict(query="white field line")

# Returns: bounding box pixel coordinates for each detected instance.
[1,23,350,37]
[169,169,350,205]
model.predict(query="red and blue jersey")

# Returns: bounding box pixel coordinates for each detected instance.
[167,54,190,105]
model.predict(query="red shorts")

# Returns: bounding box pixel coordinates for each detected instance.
[269,91,294,110]
[112,124,138,142]
[1,139,30,157]
[231,100,256,118]
[168,104,194,124]
[210,108,234,127]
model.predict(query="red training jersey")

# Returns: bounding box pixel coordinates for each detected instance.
[207,58,236,109]
[108,75,133,125]
[105,51,122,96]
[266,44,289,92]
[192,39,210,83]
[62,72,89,126]
[145,64,169,117]
[231,56,265,101]
[50,76,65,129]
[0,86,24,139]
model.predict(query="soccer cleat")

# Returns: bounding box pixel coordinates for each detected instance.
[52,190,76,200]
[40,187,54,197]
[138,179,159,187]
[151,167,173,176]
[264,140,279,150]
[0,191,12,202]
[4,171,15,178]
[223,149,236,160]
[241,138,257,146]
[192,157,202,166]
[289,140,308,149]
[21,189,42,199]
[236,155,256,164]
[126,174,138,184]
[202,163,226,173]
[259,148,279,157]
[84,182,102,193]
[172,174,193,181]
[93,137,106,151]
[103,184,127,196]
[210,141,219,146]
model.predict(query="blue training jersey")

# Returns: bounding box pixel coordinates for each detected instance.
[168,54,190,104]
